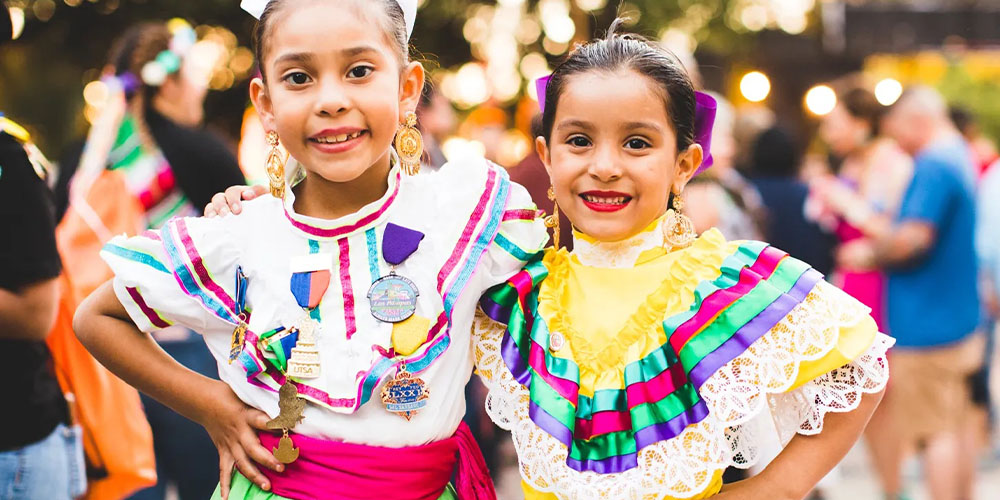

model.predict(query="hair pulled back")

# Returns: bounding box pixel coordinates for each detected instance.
[540,19,697,153]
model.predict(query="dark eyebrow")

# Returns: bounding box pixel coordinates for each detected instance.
[273,52,313,67]
[623,121,663,133]
[272,46,379,67]
[554,119,595,132]
[341,45,380,57]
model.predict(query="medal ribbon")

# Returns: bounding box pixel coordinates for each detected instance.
[290,270,331,310]
[235,266,248,319]
[259,326,299,373]
[382,223,424,266]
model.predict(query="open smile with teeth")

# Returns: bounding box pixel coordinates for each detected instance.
[581,194,631,205]
[312,130,366,144]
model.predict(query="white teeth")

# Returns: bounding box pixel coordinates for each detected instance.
[314,131,363,144]
[582,194,628,205]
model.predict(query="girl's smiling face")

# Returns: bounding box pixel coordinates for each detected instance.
[250,0,423,185]
[537,69,702,243]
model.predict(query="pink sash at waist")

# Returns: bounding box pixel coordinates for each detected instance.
[258,422,495,500]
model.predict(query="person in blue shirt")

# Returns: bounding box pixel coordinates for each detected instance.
[836,86,982,500]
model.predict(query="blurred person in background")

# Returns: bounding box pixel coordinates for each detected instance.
[838,86,981,500]
[55,21,246,500]
[750,125,837,275]
[0,4,85,498]
[416,81,455,171]
[811,85,912,500]
[683,93,764,241]
[950,106,998,178]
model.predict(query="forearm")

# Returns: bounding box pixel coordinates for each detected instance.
[757,388,885,499]
[0,277,60,341]
[73,281,224,425]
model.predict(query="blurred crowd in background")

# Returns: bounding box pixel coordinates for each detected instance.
[3,1,1000,499]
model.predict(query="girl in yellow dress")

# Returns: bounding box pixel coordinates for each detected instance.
[472,23,892,499]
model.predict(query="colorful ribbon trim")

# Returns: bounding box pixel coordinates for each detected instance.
[480,242,823,474]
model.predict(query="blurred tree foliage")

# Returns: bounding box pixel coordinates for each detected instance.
[0,0,750,157]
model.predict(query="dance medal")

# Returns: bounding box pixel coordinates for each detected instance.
[380,364,430,421]
[229,267,250,364]
[391,315,432,357]
[368,224,424,323]
[286,254,331,379]
[266,381,306,464]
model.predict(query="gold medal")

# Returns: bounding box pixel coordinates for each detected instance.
[286,317,321,379]
[267,381,306,464]
[380,365,430,421]
[228,316,248,364]
[273,430,300,465]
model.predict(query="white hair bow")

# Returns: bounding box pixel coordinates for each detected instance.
[240,0,417,40]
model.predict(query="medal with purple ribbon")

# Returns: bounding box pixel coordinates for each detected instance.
[368,223,424,323]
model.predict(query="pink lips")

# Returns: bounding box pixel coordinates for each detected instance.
[579,190,632,213]
[308,127,368,154]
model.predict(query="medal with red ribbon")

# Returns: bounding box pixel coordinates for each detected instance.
[286,253,331,379]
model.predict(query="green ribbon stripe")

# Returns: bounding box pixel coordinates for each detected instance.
[675,256,809,371]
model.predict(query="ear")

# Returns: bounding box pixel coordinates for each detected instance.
[398,62,426,121]
[535,136,552,177]
[249,77,277,133]
[673,144,703,193]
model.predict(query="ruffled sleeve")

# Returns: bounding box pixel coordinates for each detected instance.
[100,215,242,337]
[477,171,549,290]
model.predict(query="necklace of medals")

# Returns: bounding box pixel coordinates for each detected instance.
[367,223,432,420]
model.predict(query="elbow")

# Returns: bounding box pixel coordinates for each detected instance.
[72,294,97,348]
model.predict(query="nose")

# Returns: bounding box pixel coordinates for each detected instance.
[587,143,623,182]
[314,77,350,116]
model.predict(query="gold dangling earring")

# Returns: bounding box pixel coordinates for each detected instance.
[544,186,561,248]
[266,131,286,199]
[663,191,695,250]
[395,111,423,176]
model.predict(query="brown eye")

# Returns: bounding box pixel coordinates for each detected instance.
[284,72,310,85]
[567,136,591,148]
[625,138,651,149]
[348,65,374,79]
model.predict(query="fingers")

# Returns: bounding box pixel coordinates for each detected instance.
[205,203,218,218]
[212,192,231,217]
[224,186,247,214]
[234,449,271,492]
[244,409,284,472]
[246,408,272,431]
[243,433,284,473]
[245,185,267,199]
[219,453,234,500]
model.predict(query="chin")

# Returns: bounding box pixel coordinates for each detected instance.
[573,221,639,243]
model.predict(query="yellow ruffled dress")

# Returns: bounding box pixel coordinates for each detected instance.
[474,217,892,499]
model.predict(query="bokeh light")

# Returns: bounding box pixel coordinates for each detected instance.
[804,84,837,116]
[740,71,771,102]
[875,78,904,106]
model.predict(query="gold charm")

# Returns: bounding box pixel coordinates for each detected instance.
[266,381,306,431]
[228,320,248,364]
[272,429,300,464]
[286,318,321,379]
[544,187,561,248]
[663,192,695,249]
[394,112,423,176]
[266,130,286,199]
[381,365,430,421]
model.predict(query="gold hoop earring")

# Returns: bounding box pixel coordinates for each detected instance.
[663,191,695,249]
[395,112,423,176]
[266,131,286,199]
[544,187,561,248]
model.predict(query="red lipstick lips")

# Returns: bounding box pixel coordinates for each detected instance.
[579,190,632,213]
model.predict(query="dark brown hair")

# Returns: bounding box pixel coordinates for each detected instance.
[540,19,696,153]
[252,0,409,81]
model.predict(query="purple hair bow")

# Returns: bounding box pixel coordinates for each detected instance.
[534,75,717,174]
